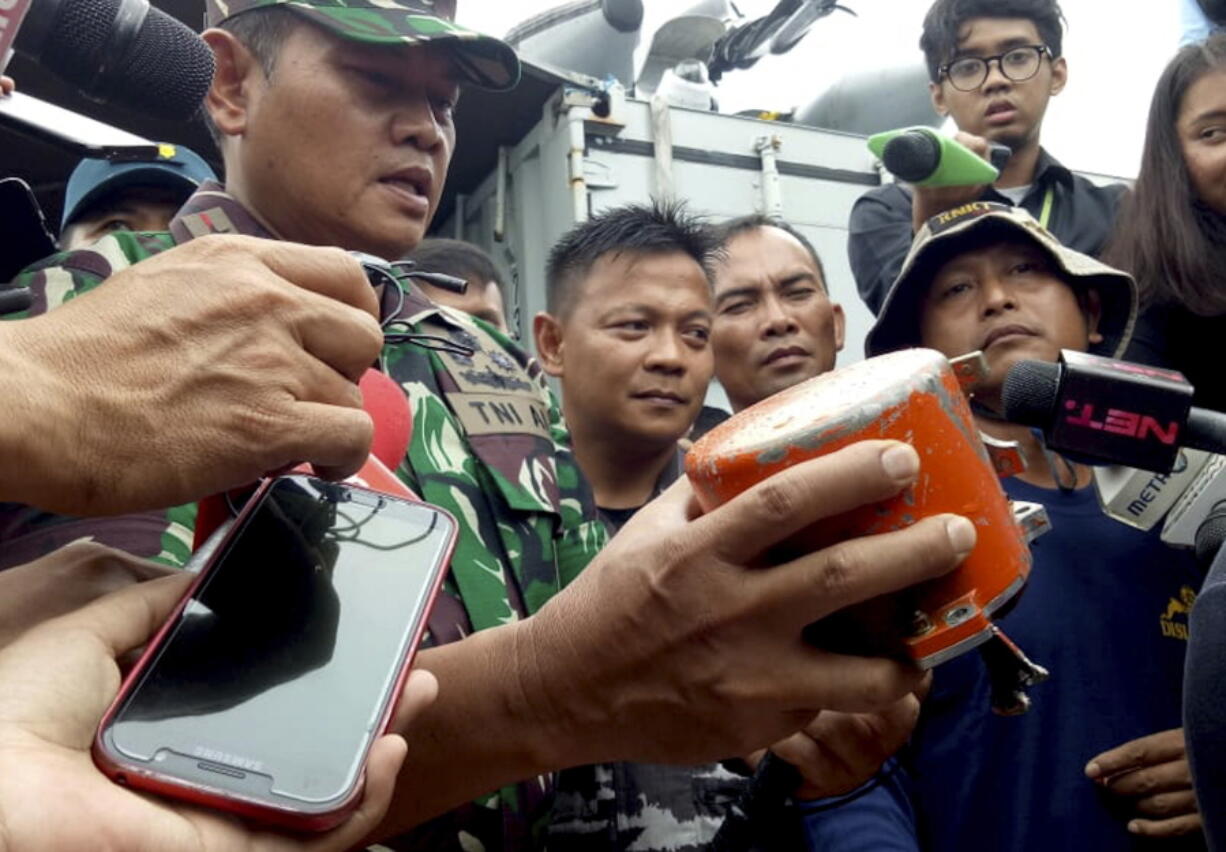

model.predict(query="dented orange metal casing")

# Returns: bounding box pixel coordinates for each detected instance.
[686,348,1030,669]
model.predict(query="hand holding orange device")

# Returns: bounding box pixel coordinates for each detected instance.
[687,348,1049,714]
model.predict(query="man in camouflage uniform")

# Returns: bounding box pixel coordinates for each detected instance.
[6,1,606,846]
[4,1,981,848]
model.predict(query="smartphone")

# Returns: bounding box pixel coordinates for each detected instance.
[93,473,456,831]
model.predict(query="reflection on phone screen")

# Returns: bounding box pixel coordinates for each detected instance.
[105,476,449,806]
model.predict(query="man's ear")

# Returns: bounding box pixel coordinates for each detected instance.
[533,312,565,377]
[1049,55,1068,97]
[929,80,948,118]
[1082,288,1104,346]
[202,29,263,139]
[831,302,846,353]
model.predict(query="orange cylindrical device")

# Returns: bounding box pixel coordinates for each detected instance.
[688,349,1041,694]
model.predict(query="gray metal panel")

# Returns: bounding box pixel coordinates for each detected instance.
[443,93,885,365]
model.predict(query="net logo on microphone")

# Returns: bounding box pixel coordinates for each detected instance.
[1064,400,1181,445]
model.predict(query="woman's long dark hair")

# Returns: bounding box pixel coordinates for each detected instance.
[1105,33,1226,315]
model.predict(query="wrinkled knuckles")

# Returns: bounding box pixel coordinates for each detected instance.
[1138,791,1191,817]
[227,344,299,377]
[752,477,802,524]
[229,399,296,451]
[811,545,857,604]
[233,276,303,318]
[181,233,254,266]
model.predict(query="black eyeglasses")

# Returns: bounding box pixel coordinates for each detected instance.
[940,44,1052,92]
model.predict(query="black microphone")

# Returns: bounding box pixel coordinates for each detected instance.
[13,0,214,121]
[1194,501,1226,571]
[1001,351,1226,473]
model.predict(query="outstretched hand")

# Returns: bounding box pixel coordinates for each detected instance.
[757,676,928,800]
[1086,727,1202,838]
[0,572,437,852]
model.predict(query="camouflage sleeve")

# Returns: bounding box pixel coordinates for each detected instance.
[476,321,610,580]
[499,324,609,588]
[6,231,176,320]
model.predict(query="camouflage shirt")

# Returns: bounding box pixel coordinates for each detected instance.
[551,450,792,852]
[2,182,608,850]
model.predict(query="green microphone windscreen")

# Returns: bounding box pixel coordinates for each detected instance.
[868,127,1001,187]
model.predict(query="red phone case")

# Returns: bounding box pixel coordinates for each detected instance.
[92,456,454,832]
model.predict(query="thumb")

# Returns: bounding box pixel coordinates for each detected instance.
[56,572,193,659]
[301,734,409,852]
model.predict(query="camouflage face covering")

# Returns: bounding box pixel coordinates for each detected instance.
[205,0,521,90]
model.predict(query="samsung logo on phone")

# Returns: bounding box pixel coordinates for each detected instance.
[193,746,264,773]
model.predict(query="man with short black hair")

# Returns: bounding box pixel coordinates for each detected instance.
[534,201,716,531]
[406,237,508,331]
[708,215,926,841]
[8,4,607,847]
[711,215,844,412]
[534,201,746,850]
[848,0,1124,318]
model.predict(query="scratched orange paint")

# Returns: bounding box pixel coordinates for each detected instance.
[687,349,1030,668]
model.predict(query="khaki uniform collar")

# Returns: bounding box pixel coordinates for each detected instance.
[167,181,439,320]
[169,181,281,243]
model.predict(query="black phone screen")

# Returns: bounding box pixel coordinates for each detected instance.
[103,475,452,808]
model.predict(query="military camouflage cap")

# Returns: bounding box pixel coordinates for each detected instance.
[205,0,521,90]
[866,202,1137,360]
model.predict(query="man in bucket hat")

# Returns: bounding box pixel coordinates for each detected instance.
[4,1,978,850]
[865,199,1135,380]
[803,203,1205,849]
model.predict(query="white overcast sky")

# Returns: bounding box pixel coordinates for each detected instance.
[457,0,1181,179]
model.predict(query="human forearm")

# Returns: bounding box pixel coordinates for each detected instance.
[0,318,78,508]
[374,624,566,836]
[848,194,920,315]
[374,443,973,838]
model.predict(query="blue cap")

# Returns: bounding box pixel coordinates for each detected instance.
[61,144,217,231]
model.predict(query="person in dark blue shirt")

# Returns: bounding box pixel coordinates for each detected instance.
[805,202,1206,849]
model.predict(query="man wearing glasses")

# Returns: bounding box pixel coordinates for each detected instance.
[848,0,1126,316]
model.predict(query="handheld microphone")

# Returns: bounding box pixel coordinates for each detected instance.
[1092,449,1213,531]
[1002,351,1226,554]
[1161,455,1226,550]
[1001,351,1226,473]
[192,369,416,552]
[10,0,213,120]
[868,126,1011,187]
[1091,453,1226,557]
[358,368,413,475]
